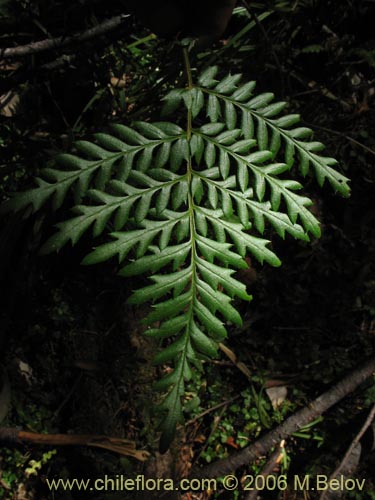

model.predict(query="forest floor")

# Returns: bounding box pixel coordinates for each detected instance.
[1,1,375,499]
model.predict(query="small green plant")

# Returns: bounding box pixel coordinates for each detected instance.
[0,449,26,498]
[25,449,57,478]
[1,48,350,451]
[292,416,325,446]
[0,448,57,499]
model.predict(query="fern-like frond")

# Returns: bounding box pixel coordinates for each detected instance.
[1,61,350,451]
[1,122,185,215]
[164,66,350,198]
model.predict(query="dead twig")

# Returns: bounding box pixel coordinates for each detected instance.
[186,396,240,426]
[191,357,375,479]
[320,403,375,500]
[0,428,149,461]
[244,441,286,500]
[219,342,252,379]
[0,14,129,59]
[193,406,228,465]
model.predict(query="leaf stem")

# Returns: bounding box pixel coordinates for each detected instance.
[182,47,193,89]
[183,47,193,141]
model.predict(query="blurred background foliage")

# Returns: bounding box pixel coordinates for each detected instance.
[1,0,375,498]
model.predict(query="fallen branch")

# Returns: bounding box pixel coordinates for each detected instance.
[186,396,240,426]
[245,441,285,500]
[320,402,375,500]
[191,357,375,479]
[0,14,129,59]
[0,428,149,461]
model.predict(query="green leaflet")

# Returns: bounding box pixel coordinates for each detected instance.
[0,63,350,452]
[197,70,350,198]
